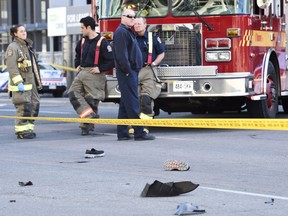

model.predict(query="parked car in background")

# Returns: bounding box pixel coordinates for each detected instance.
[0,62,67,97]
[0,67,9,92]
[38,62,67,97]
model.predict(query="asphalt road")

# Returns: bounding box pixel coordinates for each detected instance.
[0,93,288,216]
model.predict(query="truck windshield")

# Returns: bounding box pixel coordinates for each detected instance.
[172,0,250,16]
[98,0,250,18]
[99,0,169,18]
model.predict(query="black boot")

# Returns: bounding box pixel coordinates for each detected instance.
[80,112,99,136]
[16,131,36,139]
[80,123,94,136]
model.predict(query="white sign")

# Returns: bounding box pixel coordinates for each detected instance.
[47,7,67,37]
[66,5,91,35]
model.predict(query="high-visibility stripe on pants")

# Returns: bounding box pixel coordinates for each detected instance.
[15,123,34,132]
[79,107,94,118]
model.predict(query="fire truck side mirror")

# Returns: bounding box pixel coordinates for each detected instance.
[256,0,271,9]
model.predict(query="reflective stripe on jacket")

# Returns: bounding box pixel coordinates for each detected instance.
[11,74,23,84]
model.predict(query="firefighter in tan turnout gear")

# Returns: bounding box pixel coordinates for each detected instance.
[68,16,114,135]
[134,17,165,118]
[5,24,42,139]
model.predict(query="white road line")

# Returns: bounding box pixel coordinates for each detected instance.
[200,186,288,201]
[39,111,73,114]
[0,109,15,112]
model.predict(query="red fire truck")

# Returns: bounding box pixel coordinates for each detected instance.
[92,0,288,118]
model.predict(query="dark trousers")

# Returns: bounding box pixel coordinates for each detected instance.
[116,69,144,138]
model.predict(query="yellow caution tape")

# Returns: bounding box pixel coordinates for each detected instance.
[0,64,77,72]
[50,63,77,72]
[0,116,288,130]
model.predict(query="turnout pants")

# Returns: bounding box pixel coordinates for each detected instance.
[68,68,106,128]
[13,84,40,134]
[138,66,161,116]
[68,68,106,116]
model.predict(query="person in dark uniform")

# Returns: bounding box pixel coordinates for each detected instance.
[134,17,165,119]
[68,16,114,136]
[113,9,155,141]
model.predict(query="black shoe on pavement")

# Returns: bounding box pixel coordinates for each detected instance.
[134,133,155,141]
[85,148,105,158]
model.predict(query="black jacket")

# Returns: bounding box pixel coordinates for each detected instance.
[113,24,143,74]
[75,34,114,72]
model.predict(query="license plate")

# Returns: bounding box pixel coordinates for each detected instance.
[49,85,57,89]
[173,81,193,92]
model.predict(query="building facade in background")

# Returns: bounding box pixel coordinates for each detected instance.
[0,0,92,87]
[0,0,91,58]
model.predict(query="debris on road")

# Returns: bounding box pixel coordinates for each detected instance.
[18,181,33,186]
[175,202,206,215]
[141,180,199,197]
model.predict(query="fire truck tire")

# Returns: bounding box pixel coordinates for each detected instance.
[247,62,278,118]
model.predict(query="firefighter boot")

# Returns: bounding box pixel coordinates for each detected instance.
[80,112,99,136]
[128,126,149,135]
[140,95,154,117]
[16,131,36,139]
[139,95,153,134]
[81,123,95,136]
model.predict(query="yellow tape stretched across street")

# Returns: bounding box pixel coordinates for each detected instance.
[49,63,77,72]
[0,116,288,131]
[0,64,77,72]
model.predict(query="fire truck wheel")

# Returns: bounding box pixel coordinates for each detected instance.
[247,61,278,118]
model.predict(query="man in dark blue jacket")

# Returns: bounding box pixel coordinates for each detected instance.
[113,9,155,141]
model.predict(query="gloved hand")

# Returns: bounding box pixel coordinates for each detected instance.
[18,83,24,92]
